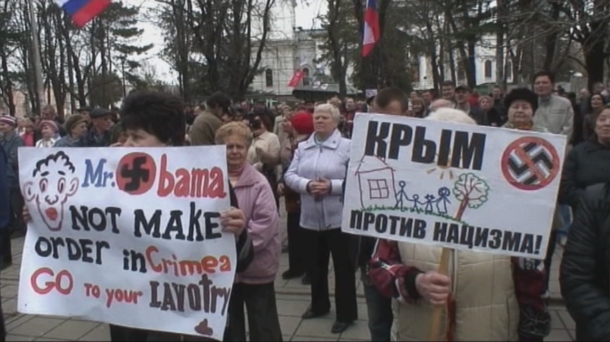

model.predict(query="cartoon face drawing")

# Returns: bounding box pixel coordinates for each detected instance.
[22,151,79,231]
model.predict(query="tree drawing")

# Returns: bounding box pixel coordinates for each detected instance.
[452,173,490,220]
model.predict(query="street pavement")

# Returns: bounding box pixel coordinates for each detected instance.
[2,211,575,341]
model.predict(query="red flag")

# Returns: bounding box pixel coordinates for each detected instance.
[361,0,379,57]
[288,70,304,88]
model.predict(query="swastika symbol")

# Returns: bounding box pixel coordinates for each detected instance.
[116,152,157,195]
[501,137,560,191]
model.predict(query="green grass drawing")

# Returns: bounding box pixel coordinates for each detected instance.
[360,204,471,226]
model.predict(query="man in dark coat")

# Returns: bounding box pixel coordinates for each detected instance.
[0,145,10,341]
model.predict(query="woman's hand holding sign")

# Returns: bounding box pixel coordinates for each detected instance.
[415,271,451,305]
[220,207,246,236]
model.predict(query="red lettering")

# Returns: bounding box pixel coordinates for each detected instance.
[84,283,101,298]
[219,255,231,272]
[201,256,218,273]
[145,245,162,272]
[106,288,143,308]
[156,154,226,199]
[30,268,73,295]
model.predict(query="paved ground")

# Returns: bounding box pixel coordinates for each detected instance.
[2,213,575,341]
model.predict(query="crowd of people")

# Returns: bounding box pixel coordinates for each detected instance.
[0,70,609,341]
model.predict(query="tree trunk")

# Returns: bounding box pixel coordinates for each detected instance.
[455,198,469,221]
[1,52,16,116]
[495,0,505,85]
[584,37,605,90]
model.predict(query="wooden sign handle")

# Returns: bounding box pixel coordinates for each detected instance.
[428,247,451,341]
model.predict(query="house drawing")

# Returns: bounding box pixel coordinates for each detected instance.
[354,156,397,209]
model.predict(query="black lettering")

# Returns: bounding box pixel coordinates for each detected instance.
[413,219,426,239]
[171,283,186,312]
[187,284,202,311]
[388,216,400,235]
[412,126,436,163]
[70,205,90,231]
[489,229,502,249]
[437,130,453,167]
[452,132,486,171]
[204,212,222,240]
[162,210,186,240]
[364,121,391,159]
[106,207,122,234]
[502,231,522,252]
[66,238,82,261]
[187,202,204,241]
[128,249,147,273]
[433,222,447,241]
[134,209,162,238]
[474,227,489,248]
[37,237,108,265]
[459,225,474,249]
[88,207,106,231]
[161,282,176,311]
[70,205,121,234]
[93,240,110,264]
[520,234,535,254]
[199,274,212,312]
[375,214,388,234]
[50,237,66,258]
[399,218,413,237]
[447,224,459,244]
[388,124,413,159]
[535,235,543,254]
[363,212,375,231]
[150,281,161,308]
[350,210,363,230]
[35,236,52,257]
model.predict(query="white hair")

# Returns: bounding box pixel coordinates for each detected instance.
[314,103,342,123]
[428,99,453,112]
[425,108,477,125]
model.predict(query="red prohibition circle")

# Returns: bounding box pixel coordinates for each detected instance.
[501,136,560,191]
[115,152,157,195]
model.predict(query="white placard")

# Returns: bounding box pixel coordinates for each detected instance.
[342,113,566,259]
[18,146,235,340]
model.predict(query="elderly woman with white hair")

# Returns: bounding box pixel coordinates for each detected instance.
[285,103,358,333]
[368,107,550,341]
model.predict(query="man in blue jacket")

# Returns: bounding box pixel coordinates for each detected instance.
[0,145,10,341]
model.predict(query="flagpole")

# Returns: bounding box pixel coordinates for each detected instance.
[28,0,44,113]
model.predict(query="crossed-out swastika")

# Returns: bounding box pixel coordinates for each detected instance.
[501,137,560,191]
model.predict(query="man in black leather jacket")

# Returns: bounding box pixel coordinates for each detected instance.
[561,183,610,341]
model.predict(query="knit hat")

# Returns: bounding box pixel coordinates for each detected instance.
[504,88,539,113]
[64,114,87,133]
[290,111,314,135]
[0,115,17,128]
[40,120,58,133]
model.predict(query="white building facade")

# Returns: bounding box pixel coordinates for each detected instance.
[249,0,356,96]
[249,30,321,96]
[412,35,514,90]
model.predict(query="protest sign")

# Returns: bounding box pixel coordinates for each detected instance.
[342,113,566,259]
[17,147,235,340]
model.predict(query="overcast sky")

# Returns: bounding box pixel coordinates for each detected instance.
[130,0,325,83]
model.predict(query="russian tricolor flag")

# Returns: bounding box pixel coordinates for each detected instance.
[361,0,379,57]
[54,0,112,28]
